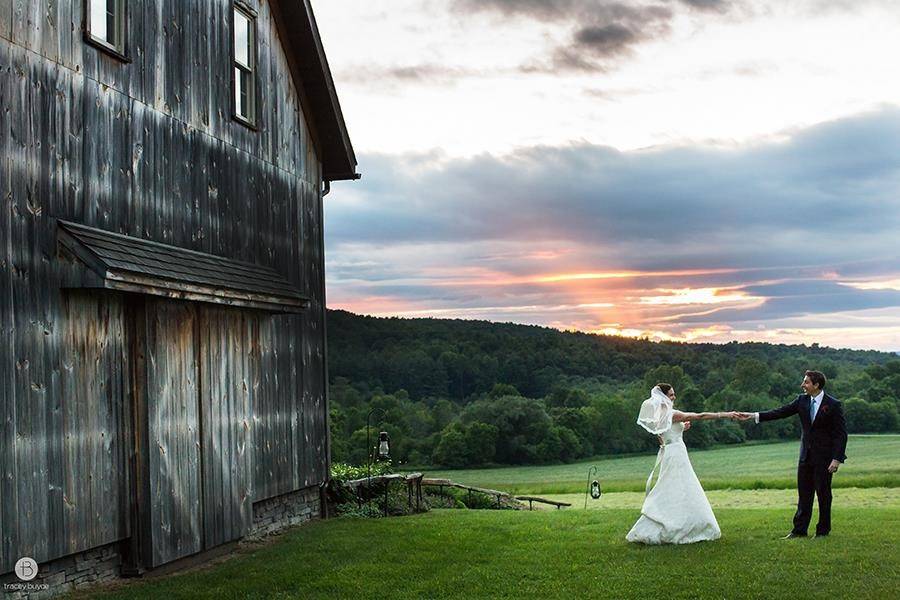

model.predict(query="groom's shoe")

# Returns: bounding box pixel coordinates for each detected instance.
[781,532,807,539]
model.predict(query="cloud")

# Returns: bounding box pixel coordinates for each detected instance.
[454,0,733,73]
[331,108,900,258]
[451,0,579,20]
[575,23,637,51]
[337,63,481,87]
[674,281,900,325]
[325,108,900,346]
[679,0,730,11]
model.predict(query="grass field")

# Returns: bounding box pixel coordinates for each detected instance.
[76,436,900,599]
[84,507,900,599]
[426,434,900,494]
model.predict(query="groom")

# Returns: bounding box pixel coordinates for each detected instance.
[740,370,847,538]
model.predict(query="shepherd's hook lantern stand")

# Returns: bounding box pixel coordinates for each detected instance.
[584,466,602,509]
[366,407,391,513]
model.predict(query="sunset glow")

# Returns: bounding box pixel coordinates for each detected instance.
[316,0,900,352]
[638,288,764,306]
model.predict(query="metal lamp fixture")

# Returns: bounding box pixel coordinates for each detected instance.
[378,431,390,458]
[584,465,601,508]
[366,408,388,499]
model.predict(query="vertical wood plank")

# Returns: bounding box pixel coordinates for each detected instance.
[10,0,36,52]
[38,0,60,63]
[238,311,253,533]
[124,0,144,102]
[41,47,66,562]
[54,0,70,68]
[61,54,83,224]
[64,0,83,73]
[127,99,145,237]
[162,0,185,123]
[190,0,210,132]
[0,36,18,574]
[0,0,11,41]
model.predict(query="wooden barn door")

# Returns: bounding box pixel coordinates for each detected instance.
[137,299,203,568]
[132,299,255,569]
[198,307,254,549]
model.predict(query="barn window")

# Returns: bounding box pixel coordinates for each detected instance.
[233,5,257,126]
[85,0,127,59]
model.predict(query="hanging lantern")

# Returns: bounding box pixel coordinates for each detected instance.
[584,465,600,508]
[378,431,390,458]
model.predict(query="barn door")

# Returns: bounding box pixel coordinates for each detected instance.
[139,299,203,568]
[198,307,254,548]
[132,299,255,569]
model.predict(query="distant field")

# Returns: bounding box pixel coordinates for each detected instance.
[426,434,900,494]
[545,487,899,510]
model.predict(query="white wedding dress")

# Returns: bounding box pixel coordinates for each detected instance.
[626,421,721,544]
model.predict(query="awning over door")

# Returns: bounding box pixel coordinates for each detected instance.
[58,220,308,313]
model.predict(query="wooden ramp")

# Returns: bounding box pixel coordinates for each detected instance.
[421,478,570,510]
[515,496,572,510]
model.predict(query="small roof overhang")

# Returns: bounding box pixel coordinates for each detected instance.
[58,220,308,313]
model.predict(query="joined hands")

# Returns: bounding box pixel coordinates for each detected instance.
[723,411,754,421]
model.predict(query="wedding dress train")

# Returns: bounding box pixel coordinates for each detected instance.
[626,421,721,544]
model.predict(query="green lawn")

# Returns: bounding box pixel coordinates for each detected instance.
[84,508,899,599]
[426,434,900,494]
[78,439,900,599]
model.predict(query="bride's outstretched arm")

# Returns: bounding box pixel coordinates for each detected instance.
[673,409,739,421]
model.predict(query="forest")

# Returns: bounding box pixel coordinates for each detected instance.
[326,310,900,468]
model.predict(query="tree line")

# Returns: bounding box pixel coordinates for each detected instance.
[326,310,900,468]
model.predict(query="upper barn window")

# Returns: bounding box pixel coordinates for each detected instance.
[233,4,257,126]
[85,0,127,59]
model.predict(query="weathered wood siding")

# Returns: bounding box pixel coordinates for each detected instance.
[142,299,203,568]
[0,0,330,573]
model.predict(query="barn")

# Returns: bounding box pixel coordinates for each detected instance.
[0,0,357,589]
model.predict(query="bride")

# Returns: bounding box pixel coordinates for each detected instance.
[626,383,741,545]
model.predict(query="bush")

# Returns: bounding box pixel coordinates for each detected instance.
[328,462,430,518]
[844,398,899,432]
[330,461,393,482]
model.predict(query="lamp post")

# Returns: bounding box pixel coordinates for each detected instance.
[366,407,390,497]
[584,465,602,508]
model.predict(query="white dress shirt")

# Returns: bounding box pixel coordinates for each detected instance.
[753,390,824,424]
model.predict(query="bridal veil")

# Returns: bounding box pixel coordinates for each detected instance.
[636,386,674,435]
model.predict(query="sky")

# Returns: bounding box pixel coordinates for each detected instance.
[312,0,900,352]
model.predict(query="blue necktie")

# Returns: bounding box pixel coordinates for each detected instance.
[810,398,817,421]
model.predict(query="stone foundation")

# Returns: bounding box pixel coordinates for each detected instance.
[250,485,322,538]
[1,485,323,597]
[1,542,121,600]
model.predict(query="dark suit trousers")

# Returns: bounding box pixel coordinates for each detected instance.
[793,457,833,535]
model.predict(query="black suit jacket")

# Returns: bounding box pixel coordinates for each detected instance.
[758,393,848,463]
